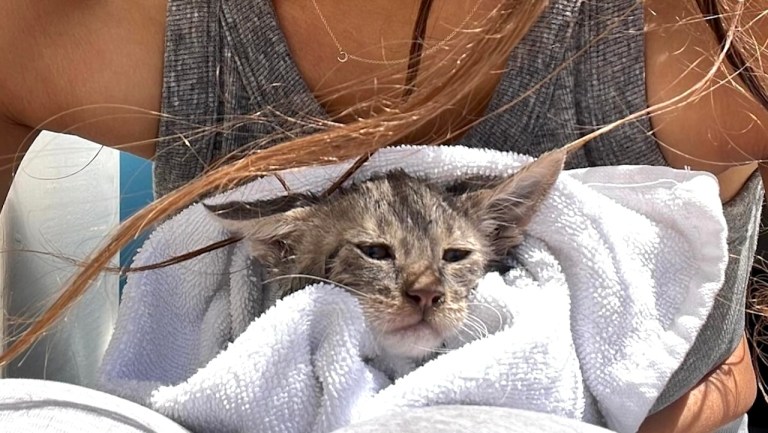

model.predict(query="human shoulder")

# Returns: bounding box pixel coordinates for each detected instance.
[644,0,768,188]
[0,0,165,158]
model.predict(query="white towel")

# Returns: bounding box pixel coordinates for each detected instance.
[99,146,727,433]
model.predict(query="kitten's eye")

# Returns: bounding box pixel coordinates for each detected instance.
[357,244,394,260]
[442,249,471,263]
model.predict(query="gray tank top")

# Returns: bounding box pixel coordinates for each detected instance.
[157,0,762,419]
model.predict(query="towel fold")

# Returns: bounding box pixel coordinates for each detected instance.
[99,146,727,433]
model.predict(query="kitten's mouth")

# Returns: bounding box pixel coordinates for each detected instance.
[388,321,438,342]
[376,316,446,359]
[386,315,431,333]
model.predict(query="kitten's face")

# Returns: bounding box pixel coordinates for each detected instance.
[208,151,563,360]
[292,173,491,359]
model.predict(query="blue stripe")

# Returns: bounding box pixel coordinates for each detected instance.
[119,153,154,296]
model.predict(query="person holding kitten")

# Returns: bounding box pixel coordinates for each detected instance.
[0,0,764,432]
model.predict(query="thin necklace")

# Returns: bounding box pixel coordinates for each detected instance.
[310,0,482,65]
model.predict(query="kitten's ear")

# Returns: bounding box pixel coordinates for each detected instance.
[457,149,565,254]
[203,194,316,264]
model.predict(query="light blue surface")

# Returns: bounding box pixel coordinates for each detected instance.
[119,153,154,296]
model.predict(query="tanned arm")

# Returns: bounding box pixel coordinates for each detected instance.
[638,335,756,433]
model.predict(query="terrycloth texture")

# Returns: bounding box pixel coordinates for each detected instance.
[100,146,728,433]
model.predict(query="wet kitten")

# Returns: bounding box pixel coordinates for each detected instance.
[206,151,563,361]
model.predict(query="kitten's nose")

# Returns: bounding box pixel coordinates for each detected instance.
[405,288,444,310]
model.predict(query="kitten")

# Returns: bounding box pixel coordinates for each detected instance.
[206,150,564,361]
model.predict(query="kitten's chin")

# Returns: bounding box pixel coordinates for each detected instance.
[376,322,445,360]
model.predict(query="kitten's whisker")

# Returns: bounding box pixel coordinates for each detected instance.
[457,316,487,341]
[264,274,373,299]
[467,314,490,338]
[466,317,490,339]
[408,342,452,355]
[451,325,475,345]
[468,312,493,335]
[466,302,505,329]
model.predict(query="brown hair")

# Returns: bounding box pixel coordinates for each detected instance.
[0,0,764,367]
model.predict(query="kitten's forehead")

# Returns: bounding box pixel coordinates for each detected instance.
[328,173,474,241]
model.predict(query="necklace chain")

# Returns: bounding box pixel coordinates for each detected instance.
[310,0,482,65]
